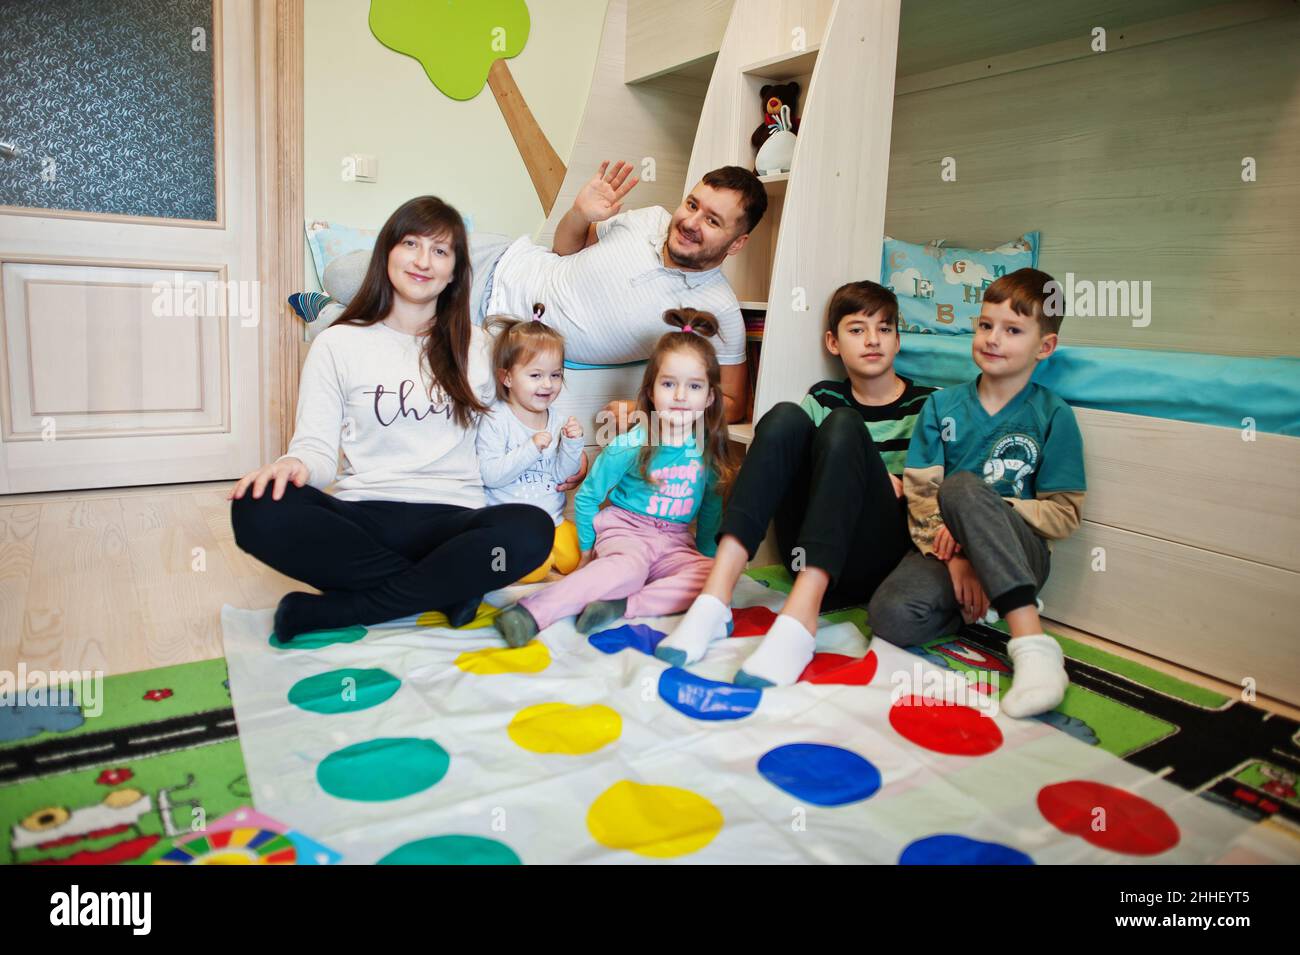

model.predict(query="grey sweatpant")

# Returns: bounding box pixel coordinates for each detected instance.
[867,470,1050,647]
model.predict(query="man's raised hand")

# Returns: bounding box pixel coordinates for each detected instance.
[575,160,640,224]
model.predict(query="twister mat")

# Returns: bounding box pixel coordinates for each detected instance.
[220,576,1300,865]
[745,565,1300,830]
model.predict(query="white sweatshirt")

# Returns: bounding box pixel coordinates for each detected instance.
[280,321,496,507]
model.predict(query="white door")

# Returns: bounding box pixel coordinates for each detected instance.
[0,0,263,493]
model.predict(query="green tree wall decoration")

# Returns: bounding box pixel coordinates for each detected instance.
[370,0,568,214]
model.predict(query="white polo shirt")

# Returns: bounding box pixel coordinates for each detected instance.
[485,205,746,366]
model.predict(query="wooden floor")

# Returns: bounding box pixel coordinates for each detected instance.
[1,480,1296,721]
[0,480,307,678]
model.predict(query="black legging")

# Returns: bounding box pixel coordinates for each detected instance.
[230,482,553,628]
[717,402,911,612]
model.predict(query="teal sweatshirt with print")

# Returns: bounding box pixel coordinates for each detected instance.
[573,424,722,556]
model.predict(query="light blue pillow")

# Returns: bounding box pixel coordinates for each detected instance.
[304,214,476,290]
[305,220,379,289]
[882,231,1040,334]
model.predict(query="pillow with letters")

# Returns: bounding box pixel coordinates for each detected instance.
[882,231,1039,334]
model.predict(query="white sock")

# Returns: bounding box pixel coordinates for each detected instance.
[655,593,733,666]
[999,634,1069,718]
[735,614,816,688]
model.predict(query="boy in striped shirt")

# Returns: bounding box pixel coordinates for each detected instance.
[656,281,935,686]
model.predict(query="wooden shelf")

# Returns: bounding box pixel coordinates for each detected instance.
[740,44,820,80]
[689,0,896,439]
[727,421,755,445]
[759,172,789,196]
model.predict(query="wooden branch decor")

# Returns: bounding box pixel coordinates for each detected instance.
[369,0,567,215]
[486,58,566,216]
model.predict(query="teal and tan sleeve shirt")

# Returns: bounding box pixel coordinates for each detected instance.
[903,378,1087,554]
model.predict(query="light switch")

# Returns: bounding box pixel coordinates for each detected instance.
[347,154,377,183]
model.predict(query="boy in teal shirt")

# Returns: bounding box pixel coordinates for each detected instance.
[869,268,1087,718]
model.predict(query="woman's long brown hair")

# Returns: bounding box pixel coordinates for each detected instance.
[333,196,488,428]
[633,308,738,501]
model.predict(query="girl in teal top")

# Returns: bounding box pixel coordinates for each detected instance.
[571,421,723,554]
[496,309,738,647]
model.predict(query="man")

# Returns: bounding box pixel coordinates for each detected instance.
[478,160,766,423]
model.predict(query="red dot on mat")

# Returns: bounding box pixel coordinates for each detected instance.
[1037,780,1180,856]
[799,650,879,685]
[888,695,1003,756]
[731,605,777,637]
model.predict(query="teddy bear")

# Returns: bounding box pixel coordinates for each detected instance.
[751,81,801,150]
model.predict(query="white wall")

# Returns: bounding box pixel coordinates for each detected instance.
[302,0,608,288]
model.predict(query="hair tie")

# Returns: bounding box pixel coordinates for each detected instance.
[681,324,693,334]
[532,303,546,321]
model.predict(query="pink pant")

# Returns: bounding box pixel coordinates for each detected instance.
[519,506,714,630]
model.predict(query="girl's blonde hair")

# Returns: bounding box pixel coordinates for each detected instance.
[485,308,566,401]
[633,308,738,500]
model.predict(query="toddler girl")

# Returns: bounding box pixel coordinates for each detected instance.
[477,311,585,584]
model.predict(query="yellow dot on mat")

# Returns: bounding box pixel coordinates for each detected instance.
[508,703,622,755]
[587,780,724,858]
[454,640,551,675]
[417,603,501,631]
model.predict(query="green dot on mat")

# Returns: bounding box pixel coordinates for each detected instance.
[377,835,521,865]
[269,625,367,650]
[288,668,400,714]
[317,737,449,801]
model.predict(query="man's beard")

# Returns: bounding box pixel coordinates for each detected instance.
[666,228,728,270]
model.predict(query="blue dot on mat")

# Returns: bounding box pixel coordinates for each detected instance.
[588,623,665,656]
[756,743,881,806]
[899,834,1034,865]
[658,667,760,721]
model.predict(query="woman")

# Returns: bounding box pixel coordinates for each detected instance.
[229,196,564,640]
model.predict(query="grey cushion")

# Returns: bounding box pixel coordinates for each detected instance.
[322,249,371,306]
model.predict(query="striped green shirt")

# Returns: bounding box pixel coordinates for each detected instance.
[799,376,937,476]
